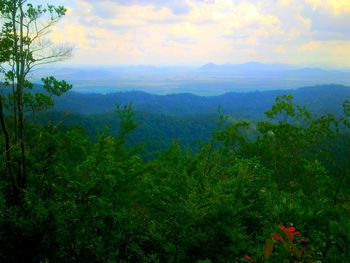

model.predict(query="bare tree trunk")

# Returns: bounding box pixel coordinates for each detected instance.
[17,1,26,190]
[0,96,13,178]
[7,0,26,202]
[0,95,19,204]
[12,65,17,140]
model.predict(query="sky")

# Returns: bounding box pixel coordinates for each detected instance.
[32,0,350,68]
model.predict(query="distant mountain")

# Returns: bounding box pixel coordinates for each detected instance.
[199,62,297,72]
[53,85,350,117]
[198,62,349,78]
[35,63,350,95]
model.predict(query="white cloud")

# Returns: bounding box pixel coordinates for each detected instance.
[46,0,350,67]
[306,0,350,15]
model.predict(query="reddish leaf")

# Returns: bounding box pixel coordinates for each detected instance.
[244,255,254,262]
[263,239,274,258]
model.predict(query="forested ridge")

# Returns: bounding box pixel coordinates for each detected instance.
[40,84,350,158]
[53,84,350,116]
[1,1,350,263]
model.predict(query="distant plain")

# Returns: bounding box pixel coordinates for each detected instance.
[35,62,350,96]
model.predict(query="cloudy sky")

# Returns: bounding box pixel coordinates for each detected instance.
[33,0,350,68]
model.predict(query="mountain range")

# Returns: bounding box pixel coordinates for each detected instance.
[35,62,350,95]
[54,84,350,117]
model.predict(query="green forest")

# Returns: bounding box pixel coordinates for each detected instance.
[1,1,350,262]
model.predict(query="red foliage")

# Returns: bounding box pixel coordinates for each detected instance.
[279,224,301,240]
[272,233,285,243]
[244,255,255,262]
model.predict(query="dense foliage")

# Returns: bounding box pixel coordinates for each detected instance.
[0,94,350,262]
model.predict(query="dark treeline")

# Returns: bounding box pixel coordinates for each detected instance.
[37,110,219,159]
[39,85,350,159]
[53,84,350,116]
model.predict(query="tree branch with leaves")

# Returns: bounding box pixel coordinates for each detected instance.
[0,0,72,205]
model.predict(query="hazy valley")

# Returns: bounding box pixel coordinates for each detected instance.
[36,62,350,95]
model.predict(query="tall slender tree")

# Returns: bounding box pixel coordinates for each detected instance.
[0,0,72,204]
